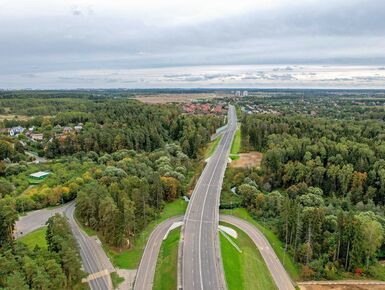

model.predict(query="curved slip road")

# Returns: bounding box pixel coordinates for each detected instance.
[220,215,295,290]
[133,215,183,290]
[134,215,295,290]
[16,201,114,290]
[179,105,237,290]
[64,203,114,290]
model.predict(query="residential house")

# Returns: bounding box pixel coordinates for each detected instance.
[9,126,25,136]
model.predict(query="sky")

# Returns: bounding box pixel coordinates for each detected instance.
[1,0,385,89]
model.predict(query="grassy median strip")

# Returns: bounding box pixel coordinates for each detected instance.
[18,227,47,250]
[230,127,241,160]
[220,222,277,290]
[220,208,300,280]
[153,228,180,290]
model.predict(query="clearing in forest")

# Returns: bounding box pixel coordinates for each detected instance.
[229,152,262,168]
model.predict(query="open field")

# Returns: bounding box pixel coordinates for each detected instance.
[0,114,33,121]
[153,228,180,290]
[220,222,277,290]
[229,151,263,168]
[135,93,219,104]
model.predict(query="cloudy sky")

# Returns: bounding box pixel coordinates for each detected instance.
[1,0,385,89]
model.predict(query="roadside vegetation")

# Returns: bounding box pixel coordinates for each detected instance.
[205,135,222,158]
[0,213,85,289]
[18,226,47,250]
[221,94,385,281]
[220,221,277,290]
[230,126,241,160]
[221,208,300,280]
[103,198,186,269]
[153,228,180,290]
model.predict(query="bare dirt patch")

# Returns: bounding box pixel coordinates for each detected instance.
[135,93,219,104]
[229,152,263,168]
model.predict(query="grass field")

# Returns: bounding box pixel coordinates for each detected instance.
[18,227,47,250]
[105,199,187,269]
[220,222,277,290]
[220,208,300,281]
[0,114,33,121]
[230,127,241,160]
[153,228,180,290]
[110,272,125,288]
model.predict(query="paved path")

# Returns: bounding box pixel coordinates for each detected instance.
[180,105,237,290]
[220,215,295,290]
[133,216,183,290]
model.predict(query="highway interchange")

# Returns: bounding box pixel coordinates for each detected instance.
[15,105,295,290]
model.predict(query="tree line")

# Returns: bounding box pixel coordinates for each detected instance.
[0,204,84,289]
[76,144,191,247]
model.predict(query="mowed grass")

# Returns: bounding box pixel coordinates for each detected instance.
[18,227,47,250]
[153,228,180,290]
[106,198,187,269]
[220,222,277,290]
[230,127,241,160]
[220,208,300,281]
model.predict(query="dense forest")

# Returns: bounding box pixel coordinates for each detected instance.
[226,99,385,279]
[0,95,223,251]
[0,210,84,289]
[75,144,191,246]
[0,99,221,159]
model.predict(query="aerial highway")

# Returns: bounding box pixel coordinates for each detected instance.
[179,105,237,290]
[135,214,295,290]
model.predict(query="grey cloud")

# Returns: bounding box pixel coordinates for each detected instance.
[21,73,37,78]
[0,0,385,88]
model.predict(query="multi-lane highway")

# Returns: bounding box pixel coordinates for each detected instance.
[220,215,295,290]
[135,214,295,290]
[179,105,237,290]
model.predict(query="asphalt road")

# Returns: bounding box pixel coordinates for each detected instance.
[15,202,71,238]
[64,203,114,290]
[220,215,295,290]
[133,215,183,290]
[15,202,114,290]
[180,105,237,290]
[134,214,295,290]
